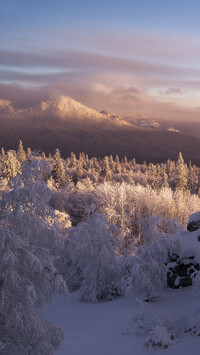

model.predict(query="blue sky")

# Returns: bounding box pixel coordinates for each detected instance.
[1,0,200,33]
[1,0,200,120]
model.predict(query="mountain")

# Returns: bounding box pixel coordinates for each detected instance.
[35,95,104,121]
[0,95,131,126]
[1,95,200,164]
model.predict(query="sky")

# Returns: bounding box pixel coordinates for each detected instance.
[1,0,200,121]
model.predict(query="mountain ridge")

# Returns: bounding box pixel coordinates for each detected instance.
[0,95,132,127]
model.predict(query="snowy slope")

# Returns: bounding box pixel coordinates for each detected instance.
[43,287,200,355]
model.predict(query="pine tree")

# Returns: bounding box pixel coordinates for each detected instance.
[148,163,158,189]
[115,155,122,174]
[52,149,66,187]
[17,140,26,162]
[42,151,46,160]
[69,151,77,169]
[188,165,199,193]
[101,156,112,181]
[161,171,169,188]
[26,147,32,160]
[2,150,21,180]
[0,147,6,163]
[174,152,188,190]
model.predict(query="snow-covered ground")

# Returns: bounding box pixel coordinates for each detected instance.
[43,286,200,355]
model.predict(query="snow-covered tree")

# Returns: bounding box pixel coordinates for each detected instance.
[148,163,158,189]
[2,150,21,180]
[0,147,6,164]
[0,157,68,354]
[52,148,66,187]
[57,214,122,302]
[26,147,32,160]
[17,139,26,163]
[174,152,188,190]
[121,216,181,301]
[101,156,112,181]
[1,157,62,249]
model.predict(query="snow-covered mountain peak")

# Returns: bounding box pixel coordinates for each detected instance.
[37,95,103,120]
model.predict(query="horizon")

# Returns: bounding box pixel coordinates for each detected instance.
[1,0,200,121]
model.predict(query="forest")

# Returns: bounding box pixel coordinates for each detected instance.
[1,140,200,354]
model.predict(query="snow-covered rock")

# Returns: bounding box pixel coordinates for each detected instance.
[187,211,200,232]
[167,255,200,289]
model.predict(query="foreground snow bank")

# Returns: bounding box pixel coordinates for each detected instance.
[43,287,200,355]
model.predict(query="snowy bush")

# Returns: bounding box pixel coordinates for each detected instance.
[121,217,181,301]
[125,311,188,350]
[57,214,122,302]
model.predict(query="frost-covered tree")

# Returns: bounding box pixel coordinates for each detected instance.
[57,214,122,302]
[52,148,66,187]
[17,139,26,163]
[174,152,188,190]
[26,147,32,160]
[0,157,68,354]
[121,216,181,301]
[69,151,77,168]
[2,150,21,180]
[0,147,6,164]
[148,164,158,189]
[101,156,112,181]
[1,157,62,249]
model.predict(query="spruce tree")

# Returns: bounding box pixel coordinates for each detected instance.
[26,147,32,160]
[52,149,66,187]
[174,152,188,190]
[2,150,21,180]
[17,140,26,162]
[0,147,6,163]
[101,156,112,181]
